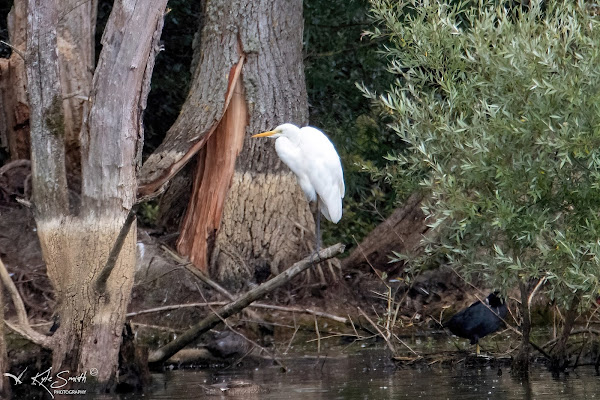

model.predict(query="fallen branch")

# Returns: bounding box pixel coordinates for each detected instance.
[0,258,51,349]
[127,302,348,324]
[542,328,600,349]
[147,243,344,365]
[199,290,287,371]
[0,159,31,176]
[254,304,347,324]
[161,245,270,326]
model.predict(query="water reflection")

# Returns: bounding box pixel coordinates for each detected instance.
[104,351,600,400]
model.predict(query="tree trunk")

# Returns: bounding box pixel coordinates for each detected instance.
[26,0,168,387]
[56,0,97,176]
[342,192,428,274]
[550,295,579,372]
[0,276,10,398]
[209,0,313,287]
[139,0,313,288]
[1,0,95,168]
[0,0,30,160]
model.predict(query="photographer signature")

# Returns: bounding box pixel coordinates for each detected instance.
[4,366,96,398]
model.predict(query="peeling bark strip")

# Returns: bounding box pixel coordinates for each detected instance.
[138,56,245,197]
[25,0,69,218]
[177,76,248,271]
[153,0,311,283]
[210,0,313,284]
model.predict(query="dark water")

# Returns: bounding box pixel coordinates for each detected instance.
[95,350,599,400]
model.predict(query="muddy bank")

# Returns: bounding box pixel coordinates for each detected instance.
[1,204,599,386]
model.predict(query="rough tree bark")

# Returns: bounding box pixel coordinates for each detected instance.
[26,0,168,386]
[56,0,97,175]
[0,269,8,398]
[0,0,29,160]
[1,0,96,169]
[140,0,314,288]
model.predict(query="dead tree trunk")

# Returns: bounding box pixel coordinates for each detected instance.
[0,272,9,398]
[26,0,168,386]
[0,0,29,160]
[342,192,428,274]
[56,0,97,175]
[139,0,313,288]
[1,0,96,168]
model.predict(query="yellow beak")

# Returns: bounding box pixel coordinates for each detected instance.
[251,130,277,138]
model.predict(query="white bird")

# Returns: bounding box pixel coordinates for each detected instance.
[252,123,345,249]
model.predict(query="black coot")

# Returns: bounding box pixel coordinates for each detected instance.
[443,292,508,354]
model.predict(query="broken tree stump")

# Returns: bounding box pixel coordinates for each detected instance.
[342,192,429,275]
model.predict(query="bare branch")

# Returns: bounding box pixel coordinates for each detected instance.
[148,243,345,365]
[0,159,31,176]
[127,302,347,324]
[0,258,51,349]
[358,307,396,354]
[0,40,25,60]
[162,245,269,325]
[95,205,138,294]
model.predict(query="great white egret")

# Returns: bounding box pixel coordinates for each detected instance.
[443,292,507,355]
[252,123,345,249]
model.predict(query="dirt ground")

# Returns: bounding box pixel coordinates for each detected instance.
[0,200,481,322]
[2,189,600,392]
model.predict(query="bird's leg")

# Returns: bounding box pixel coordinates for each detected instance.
[310,199,322,264]
[315,199,322,252]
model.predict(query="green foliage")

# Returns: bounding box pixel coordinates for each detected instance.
[304,0,415,248]
[365,0,600,306]
[138,201,160,226]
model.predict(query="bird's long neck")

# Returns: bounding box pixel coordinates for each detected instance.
[283,128,302,145]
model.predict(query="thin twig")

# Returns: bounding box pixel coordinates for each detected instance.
[130,322,184,332]
[0,40,25,60]
[0,159,31,176]
[358,307,396,354]
[284,313,299,355]
[391,333,421,357]
[528,277,546,309]
[314,316,321,354]
[542,328,600,349]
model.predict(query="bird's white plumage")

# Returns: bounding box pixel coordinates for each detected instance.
[258,124,345,223]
